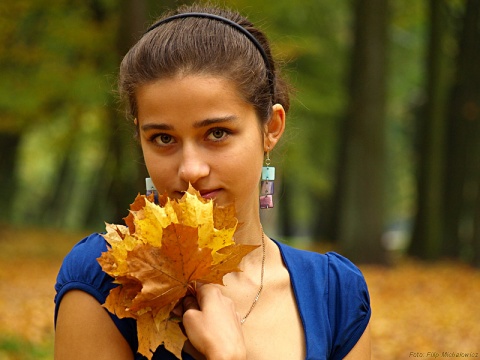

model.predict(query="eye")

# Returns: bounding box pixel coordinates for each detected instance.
[207,128,230,141]
[153,134,174,145]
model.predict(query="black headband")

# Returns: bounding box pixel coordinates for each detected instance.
[145,12,275,99]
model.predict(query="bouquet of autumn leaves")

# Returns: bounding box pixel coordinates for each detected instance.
[97,185,258,359]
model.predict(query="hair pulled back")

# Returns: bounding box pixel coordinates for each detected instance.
[118,3,290,123]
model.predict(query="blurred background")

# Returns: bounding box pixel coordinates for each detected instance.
[0,0,479,359]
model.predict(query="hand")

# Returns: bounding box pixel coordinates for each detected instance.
[181,284,247,360]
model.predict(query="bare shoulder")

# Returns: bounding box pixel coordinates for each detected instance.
[343,322,371,359]
[55,290,133,360]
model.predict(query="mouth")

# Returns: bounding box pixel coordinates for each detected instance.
[199,189,221,200]
[172,187,222,200]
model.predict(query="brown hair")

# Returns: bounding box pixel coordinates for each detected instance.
[118,3,290,124]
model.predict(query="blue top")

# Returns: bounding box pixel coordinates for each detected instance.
[55,233,370,360]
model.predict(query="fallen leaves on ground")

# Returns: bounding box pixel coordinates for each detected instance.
[0,226,89,360]
[0,226,479,359]
[361,259,480,359]
[97,186,257,359]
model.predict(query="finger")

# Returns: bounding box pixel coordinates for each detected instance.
[194,283,221,305]
[171,298,184,318]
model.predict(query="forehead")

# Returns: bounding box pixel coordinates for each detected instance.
[137,74,238,103]
[135,74,259,125]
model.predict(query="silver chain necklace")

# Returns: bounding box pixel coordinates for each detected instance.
[240,231,266,324]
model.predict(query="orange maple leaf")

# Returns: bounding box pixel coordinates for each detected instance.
[97,185,257,359]
[126,224,214,313]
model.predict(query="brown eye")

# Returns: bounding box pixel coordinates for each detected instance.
[212,129,225,139]
[207,128,230,141]
[154,134,174,145]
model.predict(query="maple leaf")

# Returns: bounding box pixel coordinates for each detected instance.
[97,185,258,360]
[126,225,213,312]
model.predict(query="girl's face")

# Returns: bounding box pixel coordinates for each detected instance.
[136,74,284,221]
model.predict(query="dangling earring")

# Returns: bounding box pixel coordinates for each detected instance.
[145,177,159,204]
[260,152,275,209]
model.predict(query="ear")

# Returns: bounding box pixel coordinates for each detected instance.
[263,104,286,151]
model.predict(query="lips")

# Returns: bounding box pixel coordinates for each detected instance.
[172,187,221,200]
[199,189,220,199]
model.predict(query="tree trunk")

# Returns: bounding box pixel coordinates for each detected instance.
[0,132,21,222]
[95,0,149,225]
[474,181,480,267]
[278,177,295,238]
[409,0,450,260]
[332,0,389,263]
[443,0,480,262]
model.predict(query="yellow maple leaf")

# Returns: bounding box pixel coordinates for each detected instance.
[97,185,257,359]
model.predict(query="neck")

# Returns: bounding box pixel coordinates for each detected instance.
[233,220,264,246]
[231,196,264,246]
[230,221,267,276]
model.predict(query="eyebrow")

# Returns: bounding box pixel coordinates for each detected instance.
[140,115,238,132]
[193,116,238,128]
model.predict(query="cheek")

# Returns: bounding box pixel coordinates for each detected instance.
[141,146,155,174]
[225,148,263,186]
[141,148,175,186]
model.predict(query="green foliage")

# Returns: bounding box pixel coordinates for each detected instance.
[0,335,53,360]
[0,1,125,227]
[385,0,427,223]
[0,0,119,132]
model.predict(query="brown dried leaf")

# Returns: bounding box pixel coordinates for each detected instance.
[97,185,256,359]
[126,225,213,312]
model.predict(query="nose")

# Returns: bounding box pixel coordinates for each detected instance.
[178,145,210,185]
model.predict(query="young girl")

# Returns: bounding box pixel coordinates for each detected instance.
[54,4,371,359]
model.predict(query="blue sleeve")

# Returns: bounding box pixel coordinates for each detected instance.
[326,252,371,360]
[54,233,138,353]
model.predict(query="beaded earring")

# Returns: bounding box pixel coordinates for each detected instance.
[260,152,275,209]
